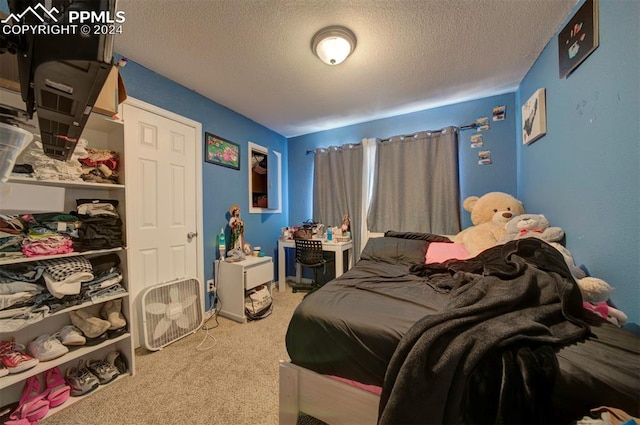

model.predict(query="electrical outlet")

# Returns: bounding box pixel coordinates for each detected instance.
[207,279,215,293]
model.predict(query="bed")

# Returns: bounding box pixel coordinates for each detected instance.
[280,231,640,424]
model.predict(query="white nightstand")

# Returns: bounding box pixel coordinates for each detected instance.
[215,256,273,323]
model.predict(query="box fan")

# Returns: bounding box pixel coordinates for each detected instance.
[140,277,203,351]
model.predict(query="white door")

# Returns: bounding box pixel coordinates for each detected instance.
[123,101,202,347]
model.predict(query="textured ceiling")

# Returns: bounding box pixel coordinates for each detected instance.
[114,0,577,137]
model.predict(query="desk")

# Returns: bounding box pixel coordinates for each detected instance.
[277,238,353,291]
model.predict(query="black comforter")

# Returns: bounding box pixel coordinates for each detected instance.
[285,234,640,424]
[379,238,590,424]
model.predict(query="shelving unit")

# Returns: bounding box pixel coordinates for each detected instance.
[0,88,134,419]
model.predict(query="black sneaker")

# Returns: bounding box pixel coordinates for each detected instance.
[0,402,18,424]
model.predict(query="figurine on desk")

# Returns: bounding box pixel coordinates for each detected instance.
[341,214,350,234]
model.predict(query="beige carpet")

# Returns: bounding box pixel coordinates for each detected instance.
[41,288,326,425]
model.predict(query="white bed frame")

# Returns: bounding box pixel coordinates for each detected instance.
[279,361,380,425]
[278,232,408,424]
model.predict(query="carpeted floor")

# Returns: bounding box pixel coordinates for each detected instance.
[40,288,326,425]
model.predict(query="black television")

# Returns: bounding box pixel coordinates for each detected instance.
[1,0,116,160]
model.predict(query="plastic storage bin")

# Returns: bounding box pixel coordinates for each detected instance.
[0,122,34,182]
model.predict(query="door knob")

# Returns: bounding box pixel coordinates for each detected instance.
[187,232,198,241]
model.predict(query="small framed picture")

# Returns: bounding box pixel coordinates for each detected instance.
[558,0,599,78]
[521,89,547,145]
[205,132,240,170]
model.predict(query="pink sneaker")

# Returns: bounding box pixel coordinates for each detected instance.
[9,376,50,424]
[0,340,39,374]
[44,367,71,408]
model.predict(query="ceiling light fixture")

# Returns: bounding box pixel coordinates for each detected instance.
[311,26,357,66]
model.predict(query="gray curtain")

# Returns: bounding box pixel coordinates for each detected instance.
[313,144,364,261]
[367,127,461,235]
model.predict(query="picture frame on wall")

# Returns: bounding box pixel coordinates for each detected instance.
[205,132,240,170]
[521,88,547,145]
[558,0,599,78]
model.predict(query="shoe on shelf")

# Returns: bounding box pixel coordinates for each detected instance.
[65,360,100,397]
[100,299,126,330]
[68,310,111,339]
[86,358,119,384]
[44,367,71,408]
[83,332,108,347]
[28,334,69,362]
[0,339,39,374]
[0,402,19,423]
[105,351,128,374]
[54,325,86,346]
[107,327,127,339]
[9,376,50,424]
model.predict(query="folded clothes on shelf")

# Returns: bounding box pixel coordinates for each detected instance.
[37,257,94,299]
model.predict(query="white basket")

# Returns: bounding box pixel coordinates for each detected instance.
[0,122,34,182]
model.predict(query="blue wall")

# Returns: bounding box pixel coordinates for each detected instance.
[114,57,288,309]
[2,0,636,323]
[287,1,638,325]
[516,0,639,324]
[288,93,518,229]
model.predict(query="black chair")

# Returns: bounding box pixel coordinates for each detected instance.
[291,239,334,293]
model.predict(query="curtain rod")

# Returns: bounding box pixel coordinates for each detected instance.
[305,122,477,155]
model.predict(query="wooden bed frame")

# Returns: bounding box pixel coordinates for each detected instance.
[279,361,380,425]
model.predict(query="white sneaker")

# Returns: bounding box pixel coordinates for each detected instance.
[55,325,86,346]
[28,334,69,362]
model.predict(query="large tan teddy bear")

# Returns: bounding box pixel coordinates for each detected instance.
[451,192,525,256]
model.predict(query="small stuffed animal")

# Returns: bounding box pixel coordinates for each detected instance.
[583,301,628,326]
[501,213,582,277]
[576,276,613,303]
[501,214,564,243]
[341,214,350,233]
[502,213,615,307]
[451,192,525,256]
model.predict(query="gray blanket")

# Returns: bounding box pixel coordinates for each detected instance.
[378,238,590,424]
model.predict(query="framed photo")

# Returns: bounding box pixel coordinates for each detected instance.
[521,88,547,145]
[205,132,240,170]
[558,0,599,78]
